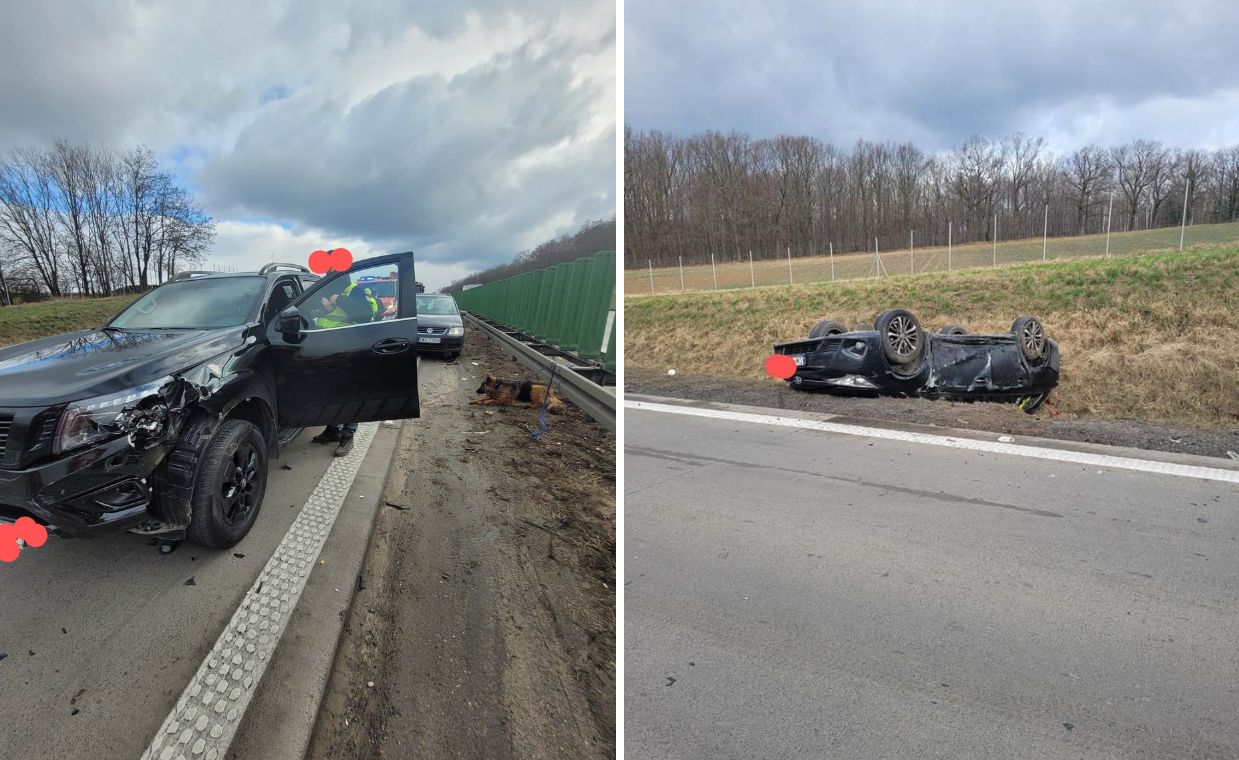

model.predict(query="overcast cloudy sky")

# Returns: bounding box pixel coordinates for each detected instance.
[0,0,615,289]
[626,0,1239,153]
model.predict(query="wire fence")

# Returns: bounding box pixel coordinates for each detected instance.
[624,219,1239,296]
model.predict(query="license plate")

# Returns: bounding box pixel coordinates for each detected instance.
[793,354,806,366]
[418,336,441,344]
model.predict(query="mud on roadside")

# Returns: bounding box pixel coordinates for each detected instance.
[629,369,1239,460]
[306,327,615,759]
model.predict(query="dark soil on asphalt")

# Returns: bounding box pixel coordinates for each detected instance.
[628,369,1239,460]
[306,327,616,760]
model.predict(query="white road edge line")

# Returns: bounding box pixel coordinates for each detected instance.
[141,422,379,760]
[626,400,1239,485]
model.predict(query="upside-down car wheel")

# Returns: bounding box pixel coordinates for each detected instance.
[939,324,967,335]
[809,319,847,339]
[1011,315,1047,363]
[874,309,924,367]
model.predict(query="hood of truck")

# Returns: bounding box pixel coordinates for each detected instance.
[0,327,247,407]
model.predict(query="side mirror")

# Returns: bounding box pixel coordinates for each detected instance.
[277,306,304,340]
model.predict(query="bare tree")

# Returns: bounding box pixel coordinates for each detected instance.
[0,149,64,295]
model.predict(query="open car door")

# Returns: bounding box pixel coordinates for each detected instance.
[269,252,420,427]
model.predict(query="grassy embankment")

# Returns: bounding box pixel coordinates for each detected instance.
[0,295,137,348]
[625,219,1239,295]
[625,245,1239,426]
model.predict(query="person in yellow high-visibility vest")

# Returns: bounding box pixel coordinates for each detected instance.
[310,276,381,455]
[314,280,379,328]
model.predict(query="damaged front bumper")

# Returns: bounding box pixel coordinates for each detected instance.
[0,433,172,537]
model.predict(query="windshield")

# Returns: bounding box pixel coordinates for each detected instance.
[109,277,266,329]
[416,295,459,315]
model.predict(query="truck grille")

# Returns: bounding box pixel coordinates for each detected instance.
[775,340,821,356]
[0,413,12,456]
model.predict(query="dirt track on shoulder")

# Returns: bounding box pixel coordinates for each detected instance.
[307,328,616,759]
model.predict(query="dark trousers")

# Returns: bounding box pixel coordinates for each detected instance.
[326,422,358,439]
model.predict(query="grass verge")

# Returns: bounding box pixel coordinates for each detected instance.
[0,295,137,348]
[625,245,1239,427]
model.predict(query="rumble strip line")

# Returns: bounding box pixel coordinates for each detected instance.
[627,400,1239,485]
[141,423,379,760]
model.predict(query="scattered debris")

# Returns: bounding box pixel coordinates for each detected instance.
[71,709,80,716]
[1063,722,1074,731]
[233,552,246,559]
[184,577,196,586]
[70,688,85,705]
[367,681,375,688]
[281,464,293,470]
[384,501,409,511]
[664,676,677,686]
[0,653,6,662]
[61,628,67,634]
[1227,450,1239,460]
[998,435,1014,443]
[159,541,178,554]
[1197,517,1209,524]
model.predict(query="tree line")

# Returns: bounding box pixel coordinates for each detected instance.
[624,128,1239,267]
[444,217,615,291]
[0,142,215,304]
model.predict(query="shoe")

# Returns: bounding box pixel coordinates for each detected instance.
[312,427,340,444]
[334,437,354,457]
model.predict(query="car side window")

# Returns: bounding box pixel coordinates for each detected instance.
[264,278,299,323]
[301,263,400,330]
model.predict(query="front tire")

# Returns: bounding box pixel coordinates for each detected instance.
[808,319,847,339]
[186,420,268,549]
[874,309,925,367]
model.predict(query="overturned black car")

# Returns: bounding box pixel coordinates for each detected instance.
[0,254,421,548]
[773,308,1059,412]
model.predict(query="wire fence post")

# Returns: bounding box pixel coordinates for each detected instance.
[748,250,755,288]
[874,238,881,279]
[786,246,793,285]
[948,220,952,271]
[710,253,718,290]
[678,256,684,292]
[829,242,835,282]
[1105,192,1113,257]
[992,213,998,267]
[1042,203,1048,261]
[1179,179,1191,251]
[647,259,654,294]
[909,229,914,274]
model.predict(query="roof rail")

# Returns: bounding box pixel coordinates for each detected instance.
[170,271,216,281]
[258,263,311,275]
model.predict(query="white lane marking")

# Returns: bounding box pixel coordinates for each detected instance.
[627,401,1239,485]
[141,423,378,760]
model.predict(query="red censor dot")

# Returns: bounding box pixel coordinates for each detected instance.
[308,249,330,274]
[329,248,353,271]
[1,516,48,563]
[308,248,354,274]
[765,353,797,380]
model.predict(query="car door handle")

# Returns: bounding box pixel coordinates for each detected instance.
[372,337,410,355]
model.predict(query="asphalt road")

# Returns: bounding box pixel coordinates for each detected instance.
[0,424,359,759]
[625,403,1239,760]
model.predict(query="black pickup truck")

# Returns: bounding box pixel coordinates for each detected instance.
[0,253,421,548]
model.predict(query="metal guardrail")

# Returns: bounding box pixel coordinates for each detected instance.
[465,314,615,433]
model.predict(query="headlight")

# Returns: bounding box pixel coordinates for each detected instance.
[447,326,464,336]
[54,378,172,454]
